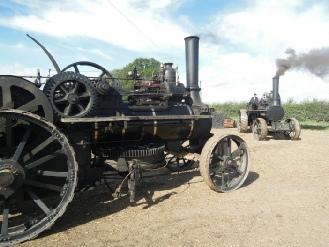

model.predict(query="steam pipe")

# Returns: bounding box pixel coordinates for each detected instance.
[185,36,202,106]
[272,76,280,106]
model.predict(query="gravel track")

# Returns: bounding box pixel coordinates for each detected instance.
[19,128,329,247]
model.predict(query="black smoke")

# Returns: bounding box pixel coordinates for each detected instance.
[275,47,329,79]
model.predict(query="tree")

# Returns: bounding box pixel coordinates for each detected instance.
[110,58,161,89]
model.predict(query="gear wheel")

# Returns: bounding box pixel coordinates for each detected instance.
[93,144,166,169]
[43,71,98,119]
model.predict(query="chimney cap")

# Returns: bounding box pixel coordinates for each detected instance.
[184,36,200,40]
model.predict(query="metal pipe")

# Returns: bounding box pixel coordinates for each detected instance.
[185,36,202,106]
[272,77,280,106]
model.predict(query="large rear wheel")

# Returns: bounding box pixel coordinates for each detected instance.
[238,109,248,133]
[0,109,77,245]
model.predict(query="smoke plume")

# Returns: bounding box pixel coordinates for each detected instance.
[275,47,329,79]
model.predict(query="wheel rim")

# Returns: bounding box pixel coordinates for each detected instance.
[199,134,249,192]
[0,110,77,245]
[165,152,195,172]
[0,76,53,122]
[252,118,267,141]
[61,61,114,82]
[44,72,98,118]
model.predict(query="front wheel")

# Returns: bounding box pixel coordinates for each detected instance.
[284,118,301,140]
[199,134,250,192]
[252,118,268,141]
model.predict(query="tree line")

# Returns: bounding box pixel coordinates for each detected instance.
[110,58,161,89]
[210,99,329,122]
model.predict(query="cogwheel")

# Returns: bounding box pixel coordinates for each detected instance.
[43,71,98,119]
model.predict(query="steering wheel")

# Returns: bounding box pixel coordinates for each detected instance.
[61,61,115,82]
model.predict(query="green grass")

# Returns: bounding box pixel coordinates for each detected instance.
[300,121,329,131]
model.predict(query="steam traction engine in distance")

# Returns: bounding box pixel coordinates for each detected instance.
[0,36,250,245]
[238,76,301,141]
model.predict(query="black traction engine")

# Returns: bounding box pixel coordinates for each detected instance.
[238,76,301,141]
[0,36,250,245]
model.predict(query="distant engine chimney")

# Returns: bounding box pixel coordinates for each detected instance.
[185,36,202,106]
[272,77,280,106]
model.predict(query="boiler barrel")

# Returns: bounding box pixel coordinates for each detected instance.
[90,106,212,143]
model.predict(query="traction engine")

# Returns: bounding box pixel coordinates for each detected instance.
[238,77,301,140]
[0,36,250,245]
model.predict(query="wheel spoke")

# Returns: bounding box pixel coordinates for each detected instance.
[71,82,80,94]
[26,187,51,215]
[1,84,13,108]
[54,97,69,105]
[24,149,63,170]
[5,117,14,150]
[221,171,225,187]
[78,92,91,100]
[59,84,69,95]
[76,103,86,112]
[224,138,231,157]
[22,136,55,163]
[167,156,174,164]
[36,170,68,177]
[24,179,63,192]
[211,153,224,163]
[64,104,73,116]
[231,163,242,175]
[12,125,32,161]
[1,199,10,237]
[16,99,39,112]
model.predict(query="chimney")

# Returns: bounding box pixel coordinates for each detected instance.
[185,36,202,106]
[272,77,280,106]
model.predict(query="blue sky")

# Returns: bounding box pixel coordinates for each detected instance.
[1,0,329,103]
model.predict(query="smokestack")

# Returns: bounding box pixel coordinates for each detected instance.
[272,77,280,106]
[185,36,202,106]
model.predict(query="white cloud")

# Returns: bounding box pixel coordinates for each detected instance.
[198,0,329,102]
[0,63,54,80]
[1,0,329,103]
[1,0,190,53]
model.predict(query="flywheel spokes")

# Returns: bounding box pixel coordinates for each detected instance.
[0,76,53,122]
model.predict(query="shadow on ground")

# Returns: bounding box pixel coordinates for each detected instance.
[35,167,259,241]
[35,169,201,240]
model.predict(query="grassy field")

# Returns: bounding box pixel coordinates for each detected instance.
[300,121,329,131]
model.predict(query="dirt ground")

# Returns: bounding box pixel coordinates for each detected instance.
[18,128,329,247]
